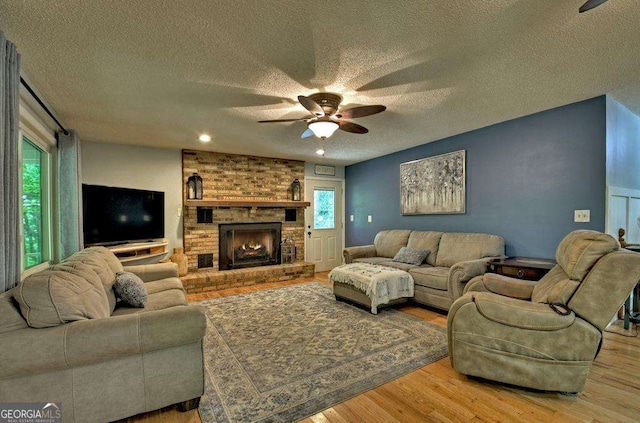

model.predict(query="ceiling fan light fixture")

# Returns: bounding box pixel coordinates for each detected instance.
[308,120,339,139]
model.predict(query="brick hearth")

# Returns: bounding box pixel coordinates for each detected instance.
[180,262,314,294]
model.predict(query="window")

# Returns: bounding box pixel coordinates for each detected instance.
[313,188,335,229]
[20,133,52,271]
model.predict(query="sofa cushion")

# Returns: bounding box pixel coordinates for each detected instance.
[407,231,444,266]
[115,272,148,308]
[436,233,504,267]
[555,230,619,281]
[374,230,412,258]
[14,264,111,328]
[112,289,187,316]
[47,261,112,319]
[393,247,430,265]
[353,257,391,265]
[76,246,124,273]
[378,261,420,271]
[145,277,185,295]
[409,266,450,291]
[63,249,119,313]
[0,289,28,333]
[531,265,581,305]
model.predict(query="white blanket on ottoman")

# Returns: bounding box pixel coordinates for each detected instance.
[329,263,414,313]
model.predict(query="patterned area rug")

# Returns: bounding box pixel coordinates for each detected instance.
[197,282,448,423]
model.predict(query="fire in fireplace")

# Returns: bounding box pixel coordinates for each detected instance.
[219,222,281,270]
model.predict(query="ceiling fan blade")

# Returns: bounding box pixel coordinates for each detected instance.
[339,121,369,134]
[335,105,387,119]
[579,0,608,12]
[301,128,314,138]
[257,116,313,123]
[298,95,325,117]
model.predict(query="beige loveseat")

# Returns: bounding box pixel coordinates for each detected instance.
[343,230,505,310]
[0,247,206,423]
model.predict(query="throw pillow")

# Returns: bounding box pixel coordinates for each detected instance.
[114,272,148,308]
[393,247,430,265]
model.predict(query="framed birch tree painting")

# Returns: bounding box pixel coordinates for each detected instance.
[400,150,466,214]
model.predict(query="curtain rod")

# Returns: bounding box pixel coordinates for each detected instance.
[20,77,69,136]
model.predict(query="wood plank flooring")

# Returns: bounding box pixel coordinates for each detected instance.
[120,272,640,423]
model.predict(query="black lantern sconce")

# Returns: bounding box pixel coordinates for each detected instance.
[187,173,203,200]
[291,178,301,201]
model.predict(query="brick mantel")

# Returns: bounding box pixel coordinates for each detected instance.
[182,150,306,274]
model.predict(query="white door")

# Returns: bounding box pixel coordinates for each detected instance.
[607,186,640,243]
[305,179,343,272]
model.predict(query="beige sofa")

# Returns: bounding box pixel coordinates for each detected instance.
[0,247,206,423]
[343,230,505,310]
[448,230,640,393]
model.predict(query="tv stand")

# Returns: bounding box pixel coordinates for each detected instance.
[100,241,128,248]
[106,240,169,264]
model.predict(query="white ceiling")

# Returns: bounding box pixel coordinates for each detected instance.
[1,0,639,166]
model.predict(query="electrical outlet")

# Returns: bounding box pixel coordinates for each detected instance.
[350,215,354,222]
[574,210,590,223]
[367,215,373,223]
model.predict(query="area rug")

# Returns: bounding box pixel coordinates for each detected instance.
[197,282,448,423]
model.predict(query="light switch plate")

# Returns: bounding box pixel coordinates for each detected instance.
[367,215,372,223]
[350,215,354,222]
[574,210,590,222]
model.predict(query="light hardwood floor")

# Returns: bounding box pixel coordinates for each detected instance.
[121,272,640,423]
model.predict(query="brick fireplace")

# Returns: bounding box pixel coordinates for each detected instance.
[181,150,313,292]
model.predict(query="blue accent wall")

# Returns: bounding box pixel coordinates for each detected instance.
[345,97,606,259]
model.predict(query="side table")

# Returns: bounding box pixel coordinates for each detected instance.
[488,257,556,281]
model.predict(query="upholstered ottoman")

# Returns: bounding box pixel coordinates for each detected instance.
[329,263,414,314]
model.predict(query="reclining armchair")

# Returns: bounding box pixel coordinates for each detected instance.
[447,230,640,393]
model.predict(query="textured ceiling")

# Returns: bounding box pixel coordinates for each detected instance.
[1,0,639,165]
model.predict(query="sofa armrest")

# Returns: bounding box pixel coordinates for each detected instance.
[473,292,575,331]
[0,304,206,380]
[0,325,67,380]
[465,273,536,299]
[448,257,496,299]
[343,245,376,264]
[124,262,179,282]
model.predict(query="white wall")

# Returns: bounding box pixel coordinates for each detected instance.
[606,95,640,189]
[81,142,183,252]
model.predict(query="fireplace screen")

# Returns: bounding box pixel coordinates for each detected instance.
[219,222,281,270]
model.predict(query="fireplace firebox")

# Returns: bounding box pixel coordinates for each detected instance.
[218,222,281,270]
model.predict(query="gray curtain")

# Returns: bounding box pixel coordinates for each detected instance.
[0,32,21,293]
[57,130,83,260]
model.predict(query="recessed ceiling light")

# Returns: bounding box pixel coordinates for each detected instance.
[199,134,211,142]
[315,148,325,156]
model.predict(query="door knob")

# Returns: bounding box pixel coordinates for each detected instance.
[307,231,312,238]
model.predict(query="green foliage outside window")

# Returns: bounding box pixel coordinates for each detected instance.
[22,140,43,268]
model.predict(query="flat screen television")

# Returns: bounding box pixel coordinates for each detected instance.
[82,184,165,246]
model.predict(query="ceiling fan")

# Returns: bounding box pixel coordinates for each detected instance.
[258,93,386,139]
[579,0,609,13]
